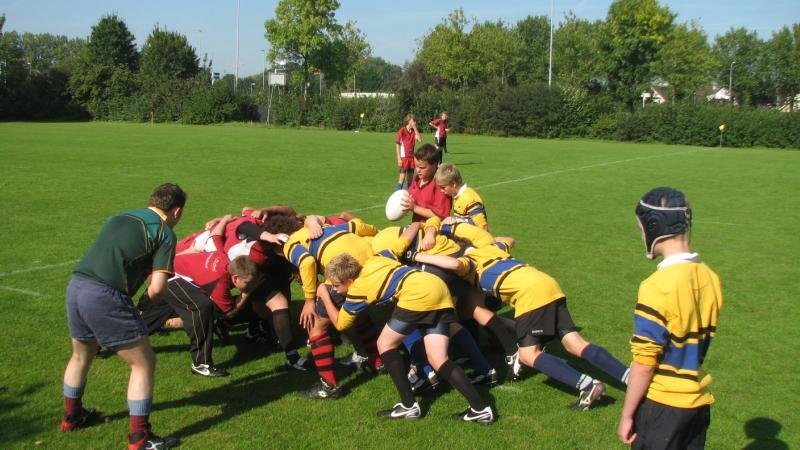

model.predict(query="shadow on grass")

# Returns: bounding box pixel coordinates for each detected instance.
[0,383,51,444]
[743,417,788,450]
[100,367,309,440]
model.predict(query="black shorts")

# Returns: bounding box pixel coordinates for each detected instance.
[515,298,577,347]
[633,398,710,450]
[386,307,457,336]
[251,256,294,302]
[314,284,346,319]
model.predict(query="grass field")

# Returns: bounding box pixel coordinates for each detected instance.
[1,122,798,449]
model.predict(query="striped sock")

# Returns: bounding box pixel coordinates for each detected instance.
[309,332,337,386]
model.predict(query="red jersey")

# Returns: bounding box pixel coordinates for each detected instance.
[431,118,448,139]
[396,126,417,159]
[173,235,237,314]
[408,176,452,223]
[222,216,270,266]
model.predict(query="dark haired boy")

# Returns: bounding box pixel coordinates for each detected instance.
[618,187,722,449]
[62,183,185,450]
[405,143,451,223]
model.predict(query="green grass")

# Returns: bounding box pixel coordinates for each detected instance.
[1,122,798,449]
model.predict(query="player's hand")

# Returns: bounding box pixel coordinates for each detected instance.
[307,221,323,239]
[401,195,415,212]
[397,159,403,169]
[262,232,289,244]
[617,416,636,445]
[442,216,458,225]
[419,232,435,251]
[204,218,220,231]
[299,300,317,331]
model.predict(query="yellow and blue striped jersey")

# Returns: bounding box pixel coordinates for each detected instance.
[632,253,722,409]
[336,254,454,330]
[283,219,377,300]
[452,185,488,230]
[371,226,461,257]
[424,218,561,316]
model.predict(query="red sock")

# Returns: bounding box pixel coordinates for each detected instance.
[309,332,337,386]
[64,396,82,418]
[129,415,150,436]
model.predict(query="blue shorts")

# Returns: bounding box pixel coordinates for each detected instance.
[386,307,456,336]
[315,284,346,319]
[66,275,147,348]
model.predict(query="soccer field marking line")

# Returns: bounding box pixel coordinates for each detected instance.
[0,285,48,298]
[477,148,704,189]
[349,149,704,214]
[0,259,78,278]
[494,384,524,393]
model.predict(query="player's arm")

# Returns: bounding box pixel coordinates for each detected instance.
[348,218,378,237]
[409,252,463,272]
[618,361,655,445]
[304,215,325,239]
[317,283,339,326]
[146,271,171,301]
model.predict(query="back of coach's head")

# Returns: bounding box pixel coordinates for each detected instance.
[149,183,187,211]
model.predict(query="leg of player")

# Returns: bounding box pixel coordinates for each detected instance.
[116,338,179,449]
[518,345,604,411]
[403,331,439,394]
[448,323,497,387]
[376,326,420,419]
[263,292,307,371]
[424,332,495,424]
[61,338,98,431]
[561,331,630,385]
[303,317,346,399]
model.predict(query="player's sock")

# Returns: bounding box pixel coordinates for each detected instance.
[580,344,629,383]
[353,317,381,367]
[404,331,434,378]
[436,360,487,410]
[396,182,403,191]
[381,348,416,407]
[532,352,584,391]
[485,315,519,357]
[63,384,84,417]
[451,327,491,375]
[309,332,337,386]
[128,398,152,435]
[271,309,296,360]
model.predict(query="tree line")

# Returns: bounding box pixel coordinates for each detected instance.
[0,1,798,147]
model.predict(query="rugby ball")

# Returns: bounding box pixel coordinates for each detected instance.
[385,189,410,221]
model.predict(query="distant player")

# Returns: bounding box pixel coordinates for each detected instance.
[618,187,722,448]
[412,219,630,410]
[396,113,421,190]
[429,111,449,163]
[61,183,185,450]
[435,163,488,230]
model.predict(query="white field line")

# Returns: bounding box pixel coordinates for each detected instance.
[0,285,48,298]
[0,259,78,278]
[350,149,704,213]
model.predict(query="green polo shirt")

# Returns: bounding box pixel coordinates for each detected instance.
[74,207,177,296]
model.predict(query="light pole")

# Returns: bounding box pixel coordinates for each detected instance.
[548,0,554,87]
[261,49,266,91]
[728,61,736,105]
[234,0,240,92]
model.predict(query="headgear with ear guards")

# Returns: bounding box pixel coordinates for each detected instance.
[635,187,691,259]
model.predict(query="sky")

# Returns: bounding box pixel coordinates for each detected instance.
[1,0,798,77]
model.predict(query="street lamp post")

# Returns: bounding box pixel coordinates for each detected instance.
[261,50,266,91]
[728,61,736,105]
